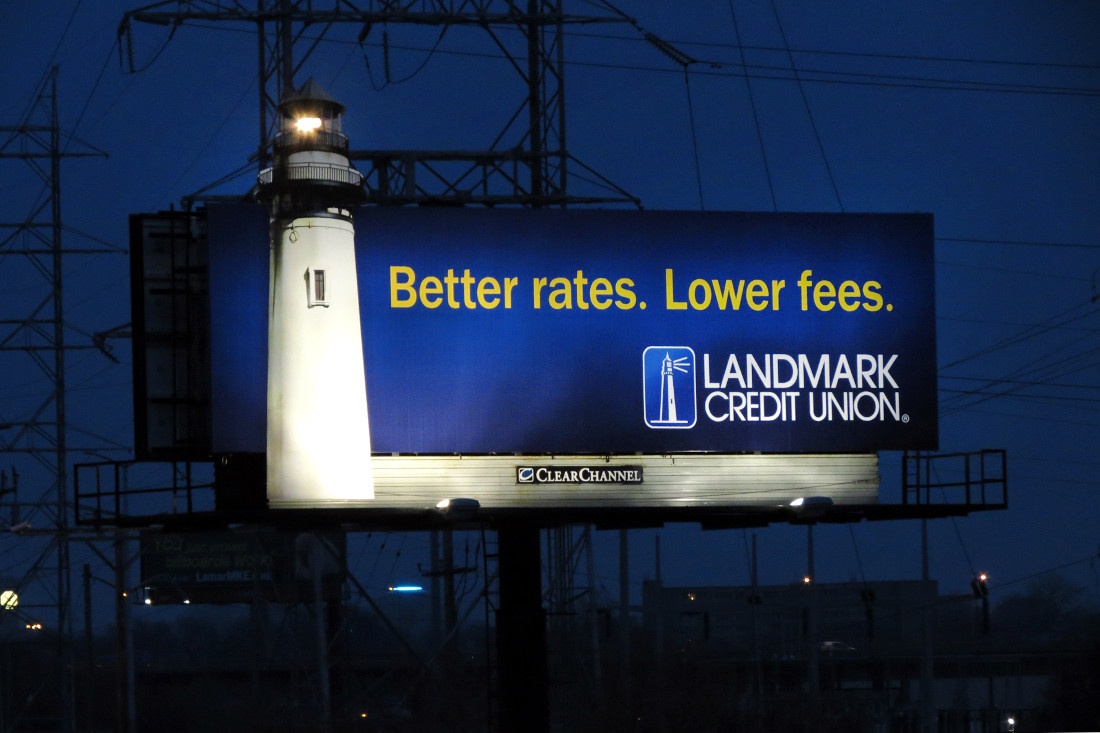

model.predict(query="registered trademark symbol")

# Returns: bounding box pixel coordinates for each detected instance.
[902,414,910,423]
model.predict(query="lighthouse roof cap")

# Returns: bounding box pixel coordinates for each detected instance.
[279,78,346,116]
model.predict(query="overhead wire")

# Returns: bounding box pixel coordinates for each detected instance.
[566,27,1100,74]
[942,351,1100,411]
[565,14,1100,94]
[940,342,1100,414]
[360,24,450,91]
[681,69,705,210]
[346,32,1100,97]
[13,0,85,127]
[923,459,980,582]
[946,332,1100,397]
[727,0,777,210]
[940,298,1097,371]
[766,0,844,211]
[165,15,1100,98]
[937,236,1100,250]
[593,0,706,209]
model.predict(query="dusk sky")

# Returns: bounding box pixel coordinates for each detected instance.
[2,0,1098,622]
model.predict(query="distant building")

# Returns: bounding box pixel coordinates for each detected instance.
[643,578,942,659]
[641,578,1060,731]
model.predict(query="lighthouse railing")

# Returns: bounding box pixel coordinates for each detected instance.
[258,162,364,187]
[273,128,349,152]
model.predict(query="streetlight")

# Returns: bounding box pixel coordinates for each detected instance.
[971,572,991,634]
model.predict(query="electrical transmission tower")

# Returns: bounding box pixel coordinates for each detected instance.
[0,67,114,732]
[118,0,639,207]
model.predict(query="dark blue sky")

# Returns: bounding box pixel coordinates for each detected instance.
[2,1,1098,617]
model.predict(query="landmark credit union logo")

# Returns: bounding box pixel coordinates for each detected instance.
[643,346,697,429]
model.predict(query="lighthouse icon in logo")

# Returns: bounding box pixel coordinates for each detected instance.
[643,346,697,429]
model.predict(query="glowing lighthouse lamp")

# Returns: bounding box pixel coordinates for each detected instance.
[256,80,374,506]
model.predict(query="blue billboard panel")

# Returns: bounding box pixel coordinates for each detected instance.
[208,205,937,454]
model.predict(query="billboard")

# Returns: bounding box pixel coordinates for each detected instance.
[208,205,936,458]
[140,530,345,603]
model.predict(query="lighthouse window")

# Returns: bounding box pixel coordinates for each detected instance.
[307,268,329,308]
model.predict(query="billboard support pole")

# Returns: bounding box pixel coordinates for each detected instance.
[618,529,631,706]
[921,518,936,733]
[312,540,332,728]
[496,522,549,733]
[430,531,442,644]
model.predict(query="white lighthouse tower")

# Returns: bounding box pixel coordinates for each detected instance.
[256,80,374,506]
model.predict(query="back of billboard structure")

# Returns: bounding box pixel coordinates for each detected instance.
[207,205,936,509]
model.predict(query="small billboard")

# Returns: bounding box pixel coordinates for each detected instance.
[139,530,345,603]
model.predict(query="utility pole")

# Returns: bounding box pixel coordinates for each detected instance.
[750,533,763,733]
[114,533,137,733]
[805,524,820,719]
[921,518,935,733]
[618,529,631,707]
[585,525,603,708]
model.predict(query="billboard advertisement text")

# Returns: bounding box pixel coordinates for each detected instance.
[208,206,937,455]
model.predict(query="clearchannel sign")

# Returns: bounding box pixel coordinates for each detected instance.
[207,206,937,455]
[517,466,644,485]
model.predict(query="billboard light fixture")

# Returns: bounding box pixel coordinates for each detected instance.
[436,497,481,521]
[790,495,833,519]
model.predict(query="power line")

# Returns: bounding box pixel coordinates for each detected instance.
[938,236,1100,250]
[567,28,1100,74]
[940,298,1097,371]
[348,36,1100,97]
[767,0,844,211]
[173,20,1100,98]
[727,0,776,211]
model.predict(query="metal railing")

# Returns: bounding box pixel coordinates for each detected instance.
[273,128,348,152]
[257,162,363,187]
[74,459,215,527]
[902,449,1007,508]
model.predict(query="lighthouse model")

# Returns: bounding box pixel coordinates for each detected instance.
[256,80,374,506]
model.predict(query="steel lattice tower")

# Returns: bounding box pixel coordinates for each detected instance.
[0,67,115,733]
[118,0,638,207]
